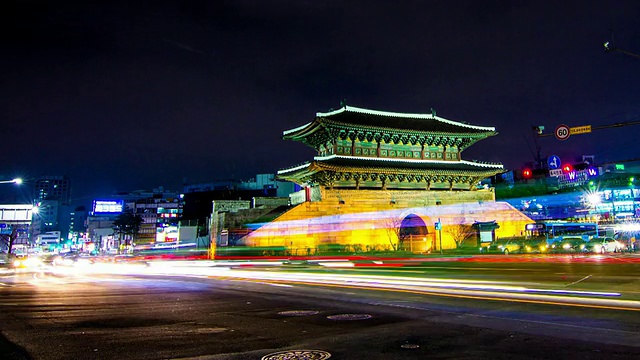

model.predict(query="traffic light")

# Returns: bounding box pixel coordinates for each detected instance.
[522,169,532,178]
[562,164,574,173]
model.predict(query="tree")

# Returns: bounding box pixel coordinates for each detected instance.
[446,223,475,248]
[384,215,408,251]
[0,227,18,254]
[0,224,30,255]
[112,212,144,245]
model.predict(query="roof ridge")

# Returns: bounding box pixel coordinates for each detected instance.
[316,105,495,132]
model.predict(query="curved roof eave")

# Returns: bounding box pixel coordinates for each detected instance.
[314,155,504,170]
[283,122,313,136]
[277,162,312,175]
[317,105,496,132]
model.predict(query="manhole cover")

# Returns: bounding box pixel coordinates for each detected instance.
[401,344,420,349]
[261,349,331,360]
[326,313,372,321]
[278,310,319,317]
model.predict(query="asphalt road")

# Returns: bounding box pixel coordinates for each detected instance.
[281,255,640,299]
[0,258,639,360]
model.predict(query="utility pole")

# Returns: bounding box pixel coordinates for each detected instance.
[536,119,640,138]
[531,126,545,169]
[604,41,640,60]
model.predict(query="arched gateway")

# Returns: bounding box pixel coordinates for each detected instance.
[399,214,432,253]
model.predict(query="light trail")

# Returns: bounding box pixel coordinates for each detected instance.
[42,260,640,311]
[229,278,640,312]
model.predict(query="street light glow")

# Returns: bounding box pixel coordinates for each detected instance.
[586,193,601,206]
[0,178,23,185]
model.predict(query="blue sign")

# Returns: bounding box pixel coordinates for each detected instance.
[548,155,561,170]
[587,167,599,177]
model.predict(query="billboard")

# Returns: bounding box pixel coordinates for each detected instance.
[156,226,178,243]
[0,204,34,222]
[92,200,124,214]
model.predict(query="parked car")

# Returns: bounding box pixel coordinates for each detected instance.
[521,238,548,254]
[480,238,522,255]
[583,238,605,254]
[601,237,625,253]
[583,237,624,253]
[549,237,584,253]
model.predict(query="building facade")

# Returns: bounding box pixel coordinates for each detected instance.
[131,196,183,243]
[86,188,184,252]
[32,175,72,241]
[34,175,71,205]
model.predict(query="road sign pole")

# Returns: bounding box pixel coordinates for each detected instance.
[438,218,442,254]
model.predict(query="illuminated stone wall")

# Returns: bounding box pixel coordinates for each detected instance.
[242,187,532,254]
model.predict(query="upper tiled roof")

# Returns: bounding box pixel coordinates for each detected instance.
[304,105,496,133]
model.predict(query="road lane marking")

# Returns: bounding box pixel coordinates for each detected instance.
[255,281,293,288]
[566,274,592,287]
[225,277,640,312]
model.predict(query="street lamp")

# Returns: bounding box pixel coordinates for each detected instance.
[0,178,22,185]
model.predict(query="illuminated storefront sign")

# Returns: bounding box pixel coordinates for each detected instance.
[92,200,124,214]
[156,226,178,243]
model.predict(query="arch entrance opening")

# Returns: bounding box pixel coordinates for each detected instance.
[399,214,431,253]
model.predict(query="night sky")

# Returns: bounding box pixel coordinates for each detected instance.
[2,1,640,206]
